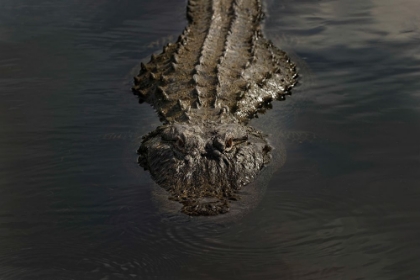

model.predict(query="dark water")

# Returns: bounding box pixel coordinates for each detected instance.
[1,0,420,279]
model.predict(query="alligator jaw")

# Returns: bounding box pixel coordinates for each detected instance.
[137,119,271,215]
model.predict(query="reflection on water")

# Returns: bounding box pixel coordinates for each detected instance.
[1,0,420,279]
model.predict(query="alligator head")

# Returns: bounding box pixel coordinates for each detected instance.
[137,121,271,215]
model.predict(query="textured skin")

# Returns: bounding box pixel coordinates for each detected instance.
[132,0,297,215]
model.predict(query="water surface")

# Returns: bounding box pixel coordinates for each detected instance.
[1,0,420,279]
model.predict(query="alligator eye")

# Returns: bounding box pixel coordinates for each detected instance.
[225,138,233,149]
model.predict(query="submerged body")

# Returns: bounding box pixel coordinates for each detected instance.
[132,0,297,215]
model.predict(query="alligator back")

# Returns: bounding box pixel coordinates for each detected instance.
[132,0,297,123]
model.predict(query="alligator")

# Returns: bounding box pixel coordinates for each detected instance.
[131,0,298,216]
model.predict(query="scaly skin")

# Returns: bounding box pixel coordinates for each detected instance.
[132,0,297,215]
